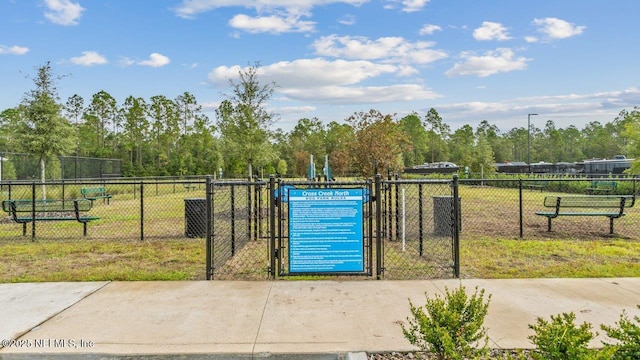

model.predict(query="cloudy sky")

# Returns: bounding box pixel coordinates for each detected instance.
[1,0,639,133]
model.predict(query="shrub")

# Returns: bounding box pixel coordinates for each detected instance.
[400,284,491,360]
[600,304,640,360]
[528,312,595,360]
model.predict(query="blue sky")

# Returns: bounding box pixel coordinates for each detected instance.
[1,0,639,133]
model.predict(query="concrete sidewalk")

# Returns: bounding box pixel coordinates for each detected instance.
[1,278,639,358]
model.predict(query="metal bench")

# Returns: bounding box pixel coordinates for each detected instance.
[535,195,634,234]
[81,186,112,204]
[585,181,617,195]
[2,199,99,237]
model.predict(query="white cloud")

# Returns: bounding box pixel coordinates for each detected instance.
[173,0,369,19]
[473,21,511,41]
[209,58,399,88]
[70,51,107,66]
[383,0,430,12]
[0,45,29,55]
[525,36,538,43]
[533,17,586,40]
[445,48,528,77]
[312,35,447,64]
[229,13,315,33]
[338,14,356,25]
[419,24,441,35]
[207,58,440,104]
[138,53,171,67]
[283,84,440,104]
[43,0,85,26]
[400,0,430,12]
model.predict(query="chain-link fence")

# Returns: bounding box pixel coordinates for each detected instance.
[2,176,639,280]
[0,152,122,180]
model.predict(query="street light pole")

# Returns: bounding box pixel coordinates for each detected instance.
[527,113,538,166]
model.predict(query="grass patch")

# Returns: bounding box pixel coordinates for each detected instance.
[0,239,206,282]
[461,237,640,278]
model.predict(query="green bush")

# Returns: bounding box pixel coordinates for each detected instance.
[401,284,491,360]
[528,312,595,360]
[600,305,640,360]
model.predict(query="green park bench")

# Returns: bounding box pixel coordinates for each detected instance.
[81,186,112,204]
[535,195,634,234]
[585,181,617,195]
[2,198,99,237]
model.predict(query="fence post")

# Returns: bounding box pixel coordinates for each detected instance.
[452,174,460,278]
[519,178,523,238]
[231,184,236,256]
[140,182,144,241]
[375,174,382,280]
[247,175,252,243]
[206,175,212,280]
[269,175,276,278]
[418,183,423,257]
[31,182,36,241]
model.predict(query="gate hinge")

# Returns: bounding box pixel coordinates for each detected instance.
[274,249,279,259]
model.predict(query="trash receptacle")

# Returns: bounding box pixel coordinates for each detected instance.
[185,198,206,238]
[433,196,461,237]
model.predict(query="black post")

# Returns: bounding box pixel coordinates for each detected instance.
[387,172,392,241]
[367,180,373,276]
[140,182,144,241]
[247,176,252,243]
[375,174,382,279]
[231,184,236,256]
[394,174,399,241]
[418,183,423,257]
[31,182,36,240]
[206,176,212,280]
[269,175,276,278]
[519,178,523,238]
[452,174,460,278]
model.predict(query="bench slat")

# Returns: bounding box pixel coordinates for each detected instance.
[2,199,99,237]
[536,194,634,234]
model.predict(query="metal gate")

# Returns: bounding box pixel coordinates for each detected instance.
[206,175,460,280]
[269,177,375,278]
[378,175,460,279]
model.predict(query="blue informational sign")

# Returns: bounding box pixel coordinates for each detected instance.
[288,188,364,273]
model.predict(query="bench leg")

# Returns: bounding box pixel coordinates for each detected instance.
[610,218,614,235]
[547,218,552,232]
[83,222,87,237]
[22,223,27,236]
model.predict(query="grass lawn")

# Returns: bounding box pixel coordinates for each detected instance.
[0,236,639,282]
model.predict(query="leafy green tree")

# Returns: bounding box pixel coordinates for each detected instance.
[621,107,640,173]
[325,121,354,177]
[449,125,475,170]
[400,113,428,167]
[85,90,118,155]
[122,96,149,173]
[12,62,75,196]
[423,108,450,163]
[476,120,509,163]
[347,109,410,177]
[215,63,277,177]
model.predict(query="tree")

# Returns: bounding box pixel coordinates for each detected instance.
[325,121,355,177]
[85,90,117,154]
[13,62,75,196]
[215,63,277,177]
[423,108,450,163]
[400,113,428,167]
[347,109,410,177]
